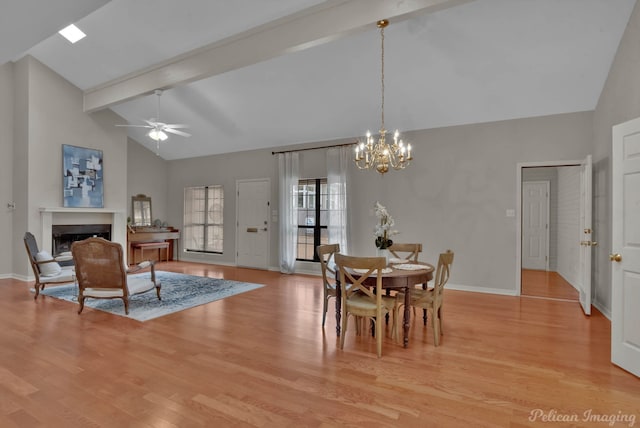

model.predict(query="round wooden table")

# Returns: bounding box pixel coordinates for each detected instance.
[335,262,435,348]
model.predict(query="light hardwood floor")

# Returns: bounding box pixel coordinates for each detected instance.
[1,262,637,427]
[521,269,580,300]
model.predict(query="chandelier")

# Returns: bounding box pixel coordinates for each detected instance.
[354,19,412,175]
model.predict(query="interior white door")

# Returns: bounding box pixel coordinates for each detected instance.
[578,155,593,316]
[611,118,640,377]
[522,181,549,270]
[236,179,270,269]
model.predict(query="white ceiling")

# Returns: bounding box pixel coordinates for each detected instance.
[6,0,637,160]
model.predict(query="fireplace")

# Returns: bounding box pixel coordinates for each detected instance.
[52,224,112,255]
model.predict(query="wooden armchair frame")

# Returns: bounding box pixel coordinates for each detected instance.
[23,232,75,299]
[71,237,161,315]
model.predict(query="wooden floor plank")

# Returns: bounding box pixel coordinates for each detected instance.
[0,261,637,427]
[521,269,579,300]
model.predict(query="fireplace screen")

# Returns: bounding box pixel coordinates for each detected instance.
[52,224,111,255]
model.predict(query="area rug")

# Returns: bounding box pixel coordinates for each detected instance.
[38,271,265,322]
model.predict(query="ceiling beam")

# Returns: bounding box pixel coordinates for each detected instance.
[83,0,472,112]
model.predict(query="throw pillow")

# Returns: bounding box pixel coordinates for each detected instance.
[35,251,62,277]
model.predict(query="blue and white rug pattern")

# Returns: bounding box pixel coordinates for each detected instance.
[39,271,265,322]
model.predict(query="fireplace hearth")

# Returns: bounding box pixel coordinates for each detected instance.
[52,224,111,255]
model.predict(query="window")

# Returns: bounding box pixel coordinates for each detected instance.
[296,178,328,261]
[184,185,223,253]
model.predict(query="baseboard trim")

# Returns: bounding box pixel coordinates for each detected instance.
[447,283,518,296]
[0,274,31,282]
[593,299,611,320]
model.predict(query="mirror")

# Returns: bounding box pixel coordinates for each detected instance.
[131,194,152,227]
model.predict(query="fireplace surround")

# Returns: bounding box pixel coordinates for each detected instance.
[39,207,127,263]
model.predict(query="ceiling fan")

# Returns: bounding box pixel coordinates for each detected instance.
[116,89,191,147]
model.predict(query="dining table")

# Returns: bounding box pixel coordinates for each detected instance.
[335,260,435,348]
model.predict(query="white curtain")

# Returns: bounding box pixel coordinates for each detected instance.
[278,152,299,273]
[327,146,351,256]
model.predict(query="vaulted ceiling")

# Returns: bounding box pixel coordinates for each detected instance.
[5,0,636,160]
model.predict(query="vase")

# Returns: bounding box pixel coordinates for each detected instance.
[376,248,390,266]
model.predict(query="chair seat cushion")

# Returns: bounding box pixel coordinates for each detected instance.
[347,294,395,312]
[407,288,435,305]
[127,276,157,295]
[83,287,124,298]
[54,252,74,262]
[35,251,62,277]
[39,265,75,283]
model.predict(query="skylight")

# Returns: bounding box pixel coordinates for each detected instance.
[58,24,86,44]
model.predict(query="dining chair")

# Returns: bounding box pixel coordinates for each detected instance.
[394,250,454,346]
[316,243,340,327]
[388,243,423,262]
[24,231,76,299]
[72,237,161,315]
[335,254,396,358]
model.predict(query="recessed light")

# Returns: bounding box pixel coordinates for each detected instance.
[58,24,86,44]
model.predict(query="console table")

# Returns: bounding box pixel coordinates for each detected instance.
[127,227,180,265]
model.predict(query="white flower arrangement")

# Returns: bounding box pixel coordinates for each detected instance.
[374,201,398,249]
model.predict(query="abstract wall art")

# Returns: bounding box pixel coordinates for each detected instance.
[62,144,104,208]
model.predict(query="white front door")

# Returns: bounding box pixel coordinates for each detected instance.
[522,181,549,270]
[236,179,270,269]
[611,118,640,377]
[578,155,593,316]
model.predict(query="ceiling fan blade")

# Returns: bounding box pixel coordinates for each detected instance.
[164,128,191,137]
[144,119,159,126]
[115,124,153,128]
[164,124,190,129]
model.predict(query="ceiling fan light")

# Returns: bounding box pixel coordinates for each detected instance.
[148,129,168,141]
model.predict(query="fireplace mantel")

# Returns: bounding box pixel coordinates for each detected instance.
[40,207,122,213]
[40,207,127,262]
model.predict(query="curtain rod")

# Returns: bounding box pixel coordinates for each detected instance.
[271,141,356,155]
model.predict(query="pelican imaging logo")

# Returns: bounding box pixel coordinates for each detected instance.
[528,409,636,426]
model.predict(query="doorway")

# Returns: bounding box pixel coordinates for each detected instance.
[516,161,591,305]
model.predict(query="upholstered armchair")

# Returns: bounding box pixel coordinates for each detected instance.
[24,232,75,299]
[71,237,161,315]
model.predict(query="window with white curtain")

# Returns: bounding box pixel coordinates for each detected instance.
[183,185,224,253]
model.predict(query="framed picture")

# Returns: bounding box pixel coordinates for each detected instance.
[62,144,104,208]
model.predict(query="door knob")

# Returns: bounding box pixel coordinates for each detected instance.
[609,253,622,262]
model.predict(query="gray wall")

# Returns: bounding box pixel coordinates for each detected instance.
[593,0,640,315]
[160,111,593,294]
[9,56,128,278]
[127,138,169,225]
